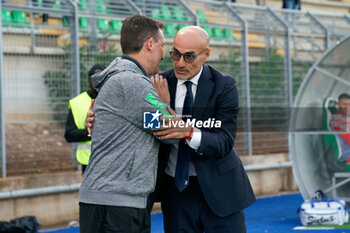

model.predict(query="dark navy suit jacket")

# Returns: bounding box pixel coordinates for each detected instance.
[151,64,256,217]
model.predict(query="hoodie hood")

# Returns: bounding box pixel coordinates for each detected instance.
[91,55,148,91]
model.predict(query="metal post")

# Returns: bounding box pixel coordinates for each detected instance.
[125,0,142,15]
[0,1,6,177]
[67,0,80,97]
[225,3,252,155]
[241,18,252,156]
[88,0,97,65]
[268,8,293,108]
[178,0,198,25]
[67,0,80,169]
[307,12,329,51]
[332,176,336,198]
[28,0,36,53]
[285,24,293,108]
[264,9,271,54]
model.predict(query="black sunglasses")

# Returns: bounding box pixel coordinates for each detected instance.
[169,48,208,63]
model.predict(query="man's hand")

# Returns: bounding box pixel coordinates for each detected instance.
[151,74,170,103]
[153,107,192,140]
[85,99,95,135]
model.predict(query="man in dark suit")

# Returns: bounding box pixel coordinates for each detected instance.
[86,25,255,233]
[151,26,256,233]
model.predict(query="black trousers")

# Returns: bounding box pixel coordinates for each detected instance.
[161,175,246,233]
[81,165,87,174]
[79,202,150,233]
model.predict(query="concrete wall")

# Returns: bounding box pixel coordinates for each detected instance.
[242,153,299,196]
[0,154,298,228]
[0,192,79,227]
[0,171,82,227]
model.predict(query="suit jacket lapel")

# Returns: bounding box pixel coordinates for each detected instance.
[167,72,178,110]
[193,65,214,119]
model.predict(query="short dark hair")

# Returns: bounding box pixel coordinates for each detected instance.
[120,15,164,54]
[88,64,105,77]
[338,93,350,101]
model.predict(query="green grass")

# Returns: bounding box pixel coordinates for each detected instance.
[307,222,350,229]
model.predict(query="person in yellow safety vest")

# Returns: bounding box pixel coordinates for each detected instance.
[64,64,105,173]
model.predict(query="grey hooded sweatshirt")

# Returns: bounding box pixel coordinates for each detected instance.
[79,55,170,209]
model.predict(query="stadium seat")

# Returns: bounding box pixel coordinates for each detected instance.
[173,7,187,21]
[164,23,177,37]
[111,20,122,34]
[79,0,88,12]
[79,17,88,29]
[152,9,162,19]
[96,0,107,13]
[201,26,212,37]
[50,0,69,27]
[77,0,88,29]
[2,9,13,25]
[96,0,110,31]
[62,17,68,27]
[36,0,43,8]
[212,27,225,39]
[97,19,109,31]
[160,6,173,19]
[33,0,48,25]
[223,28,233,39]
[79,0,89,29]
[52,0,61,9]
[196,9,208,23]
[177,24,186,30]
[11,10,29,25]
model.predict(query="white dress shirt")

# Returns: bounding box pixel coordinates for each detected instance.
[165,66,203,177]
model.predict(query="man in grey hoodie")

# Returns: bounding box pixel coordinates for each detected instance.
[79,15,172,233]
